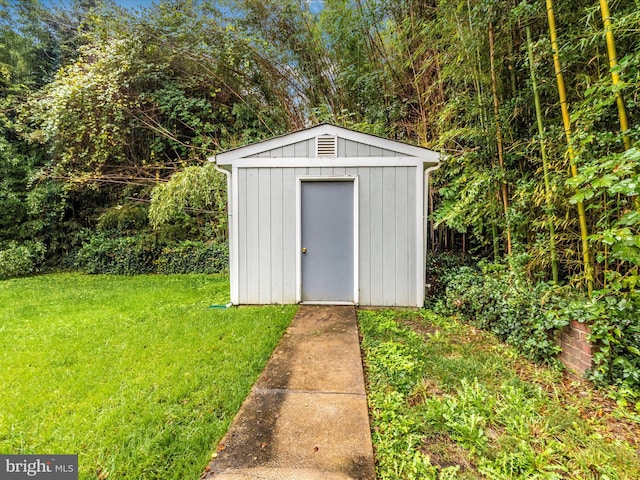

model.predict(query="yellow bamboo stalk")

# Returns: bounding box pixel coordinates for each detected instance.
[526,25,559,284]
[600,0,631,151]
[546,0,593,294]
[489,20,512,256]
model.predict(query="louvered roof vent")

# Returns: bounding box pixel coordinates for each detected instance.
[316,135,337,158]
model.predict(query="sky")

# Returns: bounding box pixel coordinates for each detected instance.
[112,0,152,7]
[44,0,325,14]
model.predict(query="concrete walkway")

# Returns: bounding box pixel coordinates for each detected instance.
[201,305,376,480]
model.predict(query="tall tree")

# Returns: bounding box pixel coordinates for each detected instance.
[545,0,593,292]
[526,24,559,284]
[488,18,512,255]
[0,0,58,246]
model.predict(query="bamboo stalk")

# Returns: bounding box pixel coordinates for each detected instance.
[455,9,485,131]
[600,0,631,151]
[492,222,500,261]
[489,20,513,256]
[526,25,559,284]
[546,0,593,294]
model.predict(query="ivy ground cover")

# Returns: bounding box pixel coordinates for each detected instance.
[359,309,640,480]
[0,274,296,479]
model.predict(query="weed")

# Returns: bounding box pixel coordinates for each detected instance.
[359,309,640,480]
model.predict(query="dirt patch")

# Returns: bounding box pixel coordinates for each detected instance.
[408,379,444,407]
[401,317,440,337]
[401,316,492,346]
[421,433,478,473]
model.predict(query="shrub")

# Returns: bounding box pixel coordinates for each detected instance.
[96,204,149,235]
[425,252,474,298]
[75,235,228,275]
[0,242,46,280]
[435,261,567,364]
[75,234,162,275]
[156,241,228,274]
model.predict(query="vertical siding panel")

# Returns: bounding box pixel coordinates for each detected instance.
[294,141,307,157]
[333,167,346,175]
[395,167,409,305]
[282,144,295,157]
[357,142,371,157]
[407,167,417,305]
[238,169,247,303]
[270,147,284,158]
[382,168,396,305]
[338,138,346,157]
[308,167,321,176]
[345,140,358,157]
[370,146,383,157]
[320,167,333,175]
[258,169,272,303]
[357,167,371,305]
[282,169,297,302]
[306,139,315,157]
[369,167,384,304]
[245,169,260,303]
[270,168,284,303]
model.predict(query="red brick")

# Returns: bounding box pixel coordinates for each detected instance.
[578,359,592,371]
[565,345,579,356]
[558,320,594,377]
[571,321,590,334]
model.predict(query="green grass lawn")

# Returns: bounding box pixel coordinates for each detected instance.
[0,273,296,479]
[359,309,640,480]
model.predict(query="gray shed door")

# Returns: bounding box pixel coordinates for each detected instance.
[301,181,354,302]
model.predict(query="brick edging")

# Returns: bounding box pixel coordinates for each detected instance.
[556,320,594,376]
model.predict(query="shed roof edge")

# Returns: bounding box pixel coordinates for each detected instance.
[208,123,440,165]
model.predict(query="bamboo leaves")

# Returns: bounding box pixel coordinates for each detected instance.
[2,0,640,294]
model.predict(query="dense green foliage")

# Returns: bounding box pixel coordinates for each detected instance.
[75,235,228,275]
[431,254,640,402]
[0,241,44,279]
[1,0,640,396]
[3,0,639,279]
[434,262,566,363]
[74,234,162,274]
[156,240,229,274]
[359,309,640,479]
[0,274,296,478]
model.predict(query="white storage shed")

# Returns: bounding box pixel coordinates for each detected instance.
[210,123,440,307]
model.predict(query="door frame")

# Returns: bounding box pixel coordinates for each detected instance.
[296,176,359,304]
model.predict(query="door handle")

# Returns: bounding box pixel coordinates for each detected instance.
[302,247,307,254]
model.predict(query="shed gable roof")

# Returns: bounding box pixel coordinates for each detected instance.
[210,123,440,166]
